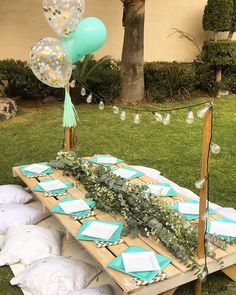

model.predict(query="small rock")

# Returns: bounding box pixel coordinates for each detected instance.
[0,98,17,121]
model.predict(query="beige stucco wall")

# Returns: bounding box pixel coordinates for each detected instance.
[0,0,209,62]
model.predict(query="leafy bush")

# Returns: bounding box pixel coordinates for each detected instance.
[202,40,236,65]
[0,59,63,99]
[144,62,195,102]
[72,55,120,103]
[203,0,234,32]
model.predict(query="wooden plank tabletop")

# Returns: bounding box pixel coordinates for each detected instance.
[12,158,236,295]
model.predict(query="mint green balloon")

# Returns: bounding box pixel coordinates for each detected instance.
[74,17,107,56]
[60,34,84,64]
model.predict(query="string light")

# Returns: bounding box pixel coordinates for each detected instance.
[195,176,208,189]
[112,105,119,114]
[197,103,212,118]
[80,87,86,96]
[69,80,76,88]
[120,110,126,121]
[210,142,220,154]
[134,113,141,124]
[201,211,210,221]
[154,112,162,122]
[86,93,93,104]
[162,112,171,125]
[99,100,105,110]
[186,107,194,124]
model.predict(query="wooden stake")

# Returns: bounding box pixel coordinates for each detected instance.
[65,127,76,151]
[195,108,213,295]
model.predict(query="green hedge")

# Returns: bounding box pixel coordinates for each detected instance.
[202,40,236,65]
[203,0,234,32]
[0,59,63,100]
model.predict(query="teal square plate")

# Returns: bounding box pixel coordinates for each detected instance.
[32,178,73,194]
[107,246,171,282]
[171,199,215,220]
[19,163,53,176]
[88,154,124,166]
[111,166,144,180]
[76,219,123,242]
[207,217,236,242]
[50,197,96,217]
[141,182,177,197]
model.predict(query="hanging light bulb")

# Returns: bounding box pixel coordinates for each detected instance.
[86,93,93,104]
[69,80,76,88]
[195,176,208,189]
[120,110,126,121]
[134,113,141,124]
[197,103,212,118]
[186,107,194,124]
[210,142,221,154]
[202,211,209,221]
[162,112,171,125]
[200,267,208,282]
[112,105,119,114]
[99,101,105,110]
[81,87,86,96]
[154,112,162,122]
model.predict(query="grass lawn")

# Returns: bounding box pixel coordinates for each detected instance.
[0,96,235,294]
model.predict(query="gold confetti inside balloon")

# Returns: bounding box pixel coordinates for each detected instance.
[29,37,72,88]
[43,0,85,36]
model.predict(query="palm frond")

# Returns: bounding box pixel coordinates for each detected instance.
[83,55,111,80]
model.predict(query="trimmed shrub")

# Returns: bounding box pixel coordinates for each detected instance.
[144,62,195,102]
[202,40,236,65]
[203,0,234,32]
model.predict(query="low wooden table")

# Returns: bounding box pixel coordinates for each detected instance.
[12,161,236,295]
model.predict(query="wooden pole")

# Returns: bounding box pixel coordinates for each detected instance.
[194,107,213,295]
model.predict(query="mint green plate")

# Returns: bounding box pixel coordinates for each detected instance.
[107,246,171,282]
[19,163,53,176]
[172,199,215,220]
[111,166,144,180]
[50,197,96,217]
[32,178,73,194]
[76,219,123,242]
[207,217,236,242]
[89,154,124,166]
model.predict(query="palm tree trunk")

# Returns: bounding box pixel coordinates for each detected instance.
[120,0,145,103]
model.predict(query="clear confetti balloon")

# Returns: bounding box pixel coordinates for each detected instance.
[29,37,72,88]
[43,0,85,36]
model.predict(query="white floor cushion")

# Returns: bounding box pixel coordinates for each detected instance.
[10,256,101,295]
[0,225,63,265]
[0,184,32,205]
[0,203,49,234]
[66,285,113,295]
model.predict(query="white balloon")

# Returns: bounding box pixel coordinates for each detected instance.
[29,37,72,88]
[43,0,85,36]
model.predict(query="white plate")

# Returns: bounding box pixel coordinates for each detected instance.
[146,185,170,196]
[59,199,90,214]
[178,203,199,214]
[121,251,160,272]
[96,156,118,164]
[209,221,236,238]
[81,221,119,240]
[23,164,50,174]
[112,168,135,179]
[38,180,67,192]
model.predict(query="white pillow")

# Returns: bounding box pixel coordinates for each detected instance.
[0,184,32,205]
[0,203,49,234]
[10,256,101,295]
[0,225,63,265]
[66,285,113,295]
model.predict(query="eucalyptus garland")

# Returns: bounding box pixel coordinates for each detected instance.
[50,151,229,275]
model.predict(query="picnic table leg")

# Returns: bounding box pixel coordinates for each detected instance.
[160,287,177,295]
[222,265,236,282]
